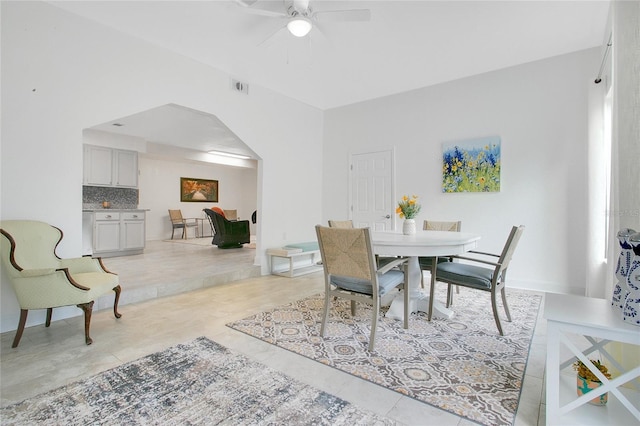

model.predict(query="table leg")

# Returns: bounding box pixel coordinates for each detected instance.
[385,256,454,320]
[546,323,561,424]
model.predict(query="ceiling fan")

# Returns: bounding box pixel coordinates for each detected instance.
[234,0,371,39]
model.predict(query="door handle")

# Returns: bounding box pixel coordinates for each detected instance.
[384,215,391,219]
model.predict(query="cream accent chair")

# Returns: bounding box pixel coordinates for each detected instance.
[0,220,122,348]
[430,225,525,335]
[316,225,409,351]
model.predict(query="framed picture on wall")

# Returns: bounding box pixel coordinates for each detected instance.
[180,177,219,202]
[442,136,501,193]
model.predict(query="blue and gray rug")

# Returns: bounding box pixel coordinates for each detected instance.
[227,288,541,426]
[0,337,392,425]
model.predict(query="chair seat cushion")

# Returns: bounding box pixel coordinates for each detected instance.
[436,262,494,290]
[331,269,404,296]
[73,272,120,300]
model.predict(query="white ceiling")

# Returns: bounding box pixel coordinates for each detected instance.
[50,0,610,157]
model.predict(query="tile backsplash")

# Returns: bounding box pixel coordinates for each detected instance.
[83,186,139,209]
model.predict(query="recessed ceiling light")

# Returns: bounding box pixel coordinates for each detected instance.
[208,150,251,160]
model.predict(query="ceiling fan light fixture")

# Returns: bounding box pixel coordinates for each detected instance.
[287,17,312,37]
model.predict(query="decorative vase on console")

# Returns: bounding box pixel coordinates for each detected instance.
[622,232,640,326]
[396,195,421,236]
[612,228,636,312]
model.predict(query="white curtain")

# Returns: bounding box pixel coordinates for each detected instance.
[585,30,614,299]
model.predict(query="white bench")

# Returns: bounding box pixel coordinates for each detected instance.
[267,242,322,278]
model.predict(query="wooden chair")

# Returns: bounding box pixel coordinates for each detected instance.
[328,220,354,228]
[316,225,409,351]
[430,225,525,335]
[328,219,397,268]
[0,220,122,347]
[419,220,462,295]
[168,209,198,239]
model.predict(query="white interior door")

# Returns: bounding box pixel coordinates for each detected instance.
[350,150,395,231]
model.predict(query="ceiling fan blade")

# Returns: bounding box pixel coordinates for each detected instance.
[234,0,288,18]
[257,24,288,48]
[313,9,371,23]
[232,0,259,7]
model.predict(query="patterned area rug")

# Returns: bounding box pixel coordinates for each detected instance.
[227,289,541,426]
[0,337,392,425]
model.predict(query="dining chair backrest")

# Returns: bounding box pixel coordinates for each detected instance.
[423,220,461,232]
[328,220,354,229]
[316,225,376,283]
[168,209,184,224]
[497,225,525,273]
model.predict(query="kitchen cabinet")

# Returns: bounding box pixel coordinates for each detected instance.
[94,212,121,253]
[84,210,146,257]
[121,211,145,251]
[83,145,138,188]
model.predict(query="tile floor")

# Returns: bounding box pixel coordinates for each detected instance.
[0,239,548,425]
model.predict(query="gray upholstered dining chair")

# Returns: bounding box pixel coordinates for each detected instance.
[328,219,397,268]
[316,225,409,351]
[429,225,525,335]
[419,220,462,297]
[327,220,354,228]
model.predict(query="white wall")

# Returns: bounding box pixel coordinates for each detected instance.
[138,155,257,240]
[323,49,600,295]
[0,1,323,332]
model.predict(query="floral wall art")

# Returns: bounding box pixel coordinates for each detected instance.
[442,136,501,193]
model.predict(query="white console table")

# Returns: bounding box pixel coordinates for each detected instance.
[545,293,640,425]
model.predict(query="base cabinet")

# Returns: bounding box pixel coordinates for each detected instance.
[95,213,120,253]
[85,210,146,257]
[122,212,145,250]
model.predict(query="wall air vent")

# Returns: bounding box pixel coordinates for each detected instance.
[231,79,249,95]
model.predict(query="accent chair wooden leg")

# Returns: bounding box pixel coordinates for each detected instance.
[77,301,95,345]
[350,300,357,316]
[113,285,122,318]
[46,308,53,327]
[12,309,28,348]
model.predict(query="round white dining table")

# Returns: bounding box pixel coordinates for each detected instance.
[371,230,481,320]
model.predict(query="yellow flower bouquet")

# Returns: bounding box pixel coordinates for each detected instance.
[396,195,421,219]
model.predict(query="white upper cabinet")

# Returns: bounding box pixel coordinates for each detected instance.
[83,144,138,188]
[83,145,113,186]
[113,149,138,187]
